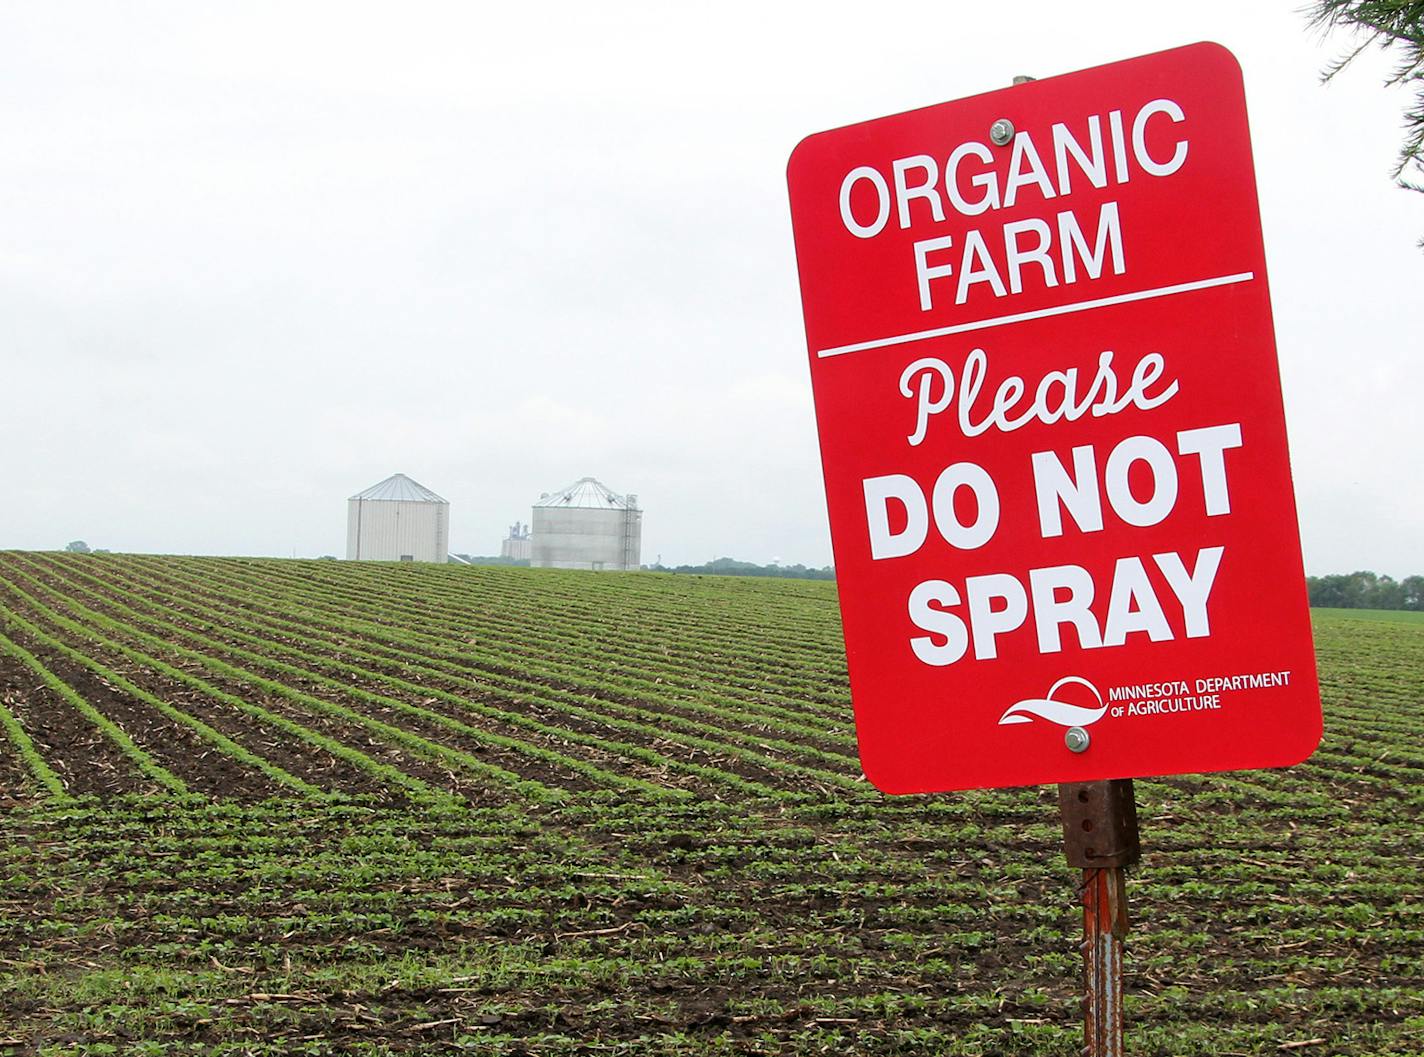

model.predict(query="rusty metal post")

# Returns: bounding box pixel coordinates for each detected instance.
[1059,780,1139,1057]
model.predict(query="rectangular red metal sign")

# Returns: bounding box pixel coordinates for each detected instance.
[787,42,1322,793]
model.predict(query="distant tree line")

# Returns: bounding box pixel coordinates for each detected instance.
[1308,571,1424,611]
[649,557,835,581]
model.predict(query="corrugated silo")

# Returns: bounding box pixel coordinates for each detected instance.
[530,477,641,571]
[346,473,450,563]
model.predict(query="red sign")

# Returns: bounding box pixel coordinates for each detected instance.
[787,42,1321,793]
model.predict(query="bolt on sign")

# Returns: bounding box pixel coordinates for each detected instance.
[786,42,1322,794]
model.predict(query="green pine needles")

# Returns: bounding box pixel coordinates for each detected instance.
[1310,1,1424,198]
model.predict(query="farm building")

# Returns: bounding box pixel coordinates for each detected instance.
[531,477,641,571]
[500,521,532,562]
[346,473,450,563]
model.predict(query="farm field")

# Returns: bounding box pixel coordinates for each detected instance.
[1,553,1422,1056]
[1310,608,1424,625]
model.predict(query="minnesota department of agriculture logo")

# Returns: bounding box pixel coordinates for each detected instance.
[998,676,1107,728]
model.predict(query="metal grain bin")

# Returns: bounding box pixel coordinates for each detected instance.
[530,477,641,571]
[346,473,450,563]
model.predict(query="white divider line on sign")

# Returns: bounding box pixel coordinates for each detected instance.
[814,271,1257,359]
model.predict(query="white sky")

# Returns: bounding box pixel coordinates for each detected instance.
[2,2,1420,575]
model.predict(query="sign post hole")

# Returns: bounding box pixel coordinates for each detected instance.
[786,41,1323,1050]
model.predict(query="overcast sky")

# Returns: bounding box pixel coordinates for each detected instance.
[2,3,1419,575]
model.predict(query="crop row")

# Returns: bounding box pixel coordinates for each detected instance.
[54,553,861,764]
[3,554,1424,1054]
[3,554,871,806]
[126,553,855,716]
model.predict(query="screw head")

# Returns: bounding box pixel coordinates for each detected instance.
[989,118,1015,146]
[1065,726,1090,753]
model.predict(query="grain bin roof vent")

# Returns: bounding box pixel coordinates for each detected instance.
[534,476,636,510]
[349,473,448,504]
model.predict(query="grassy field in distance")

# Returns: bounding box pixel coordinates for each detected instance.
[0,553,1421,1056]
[1312,606,1424,625]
